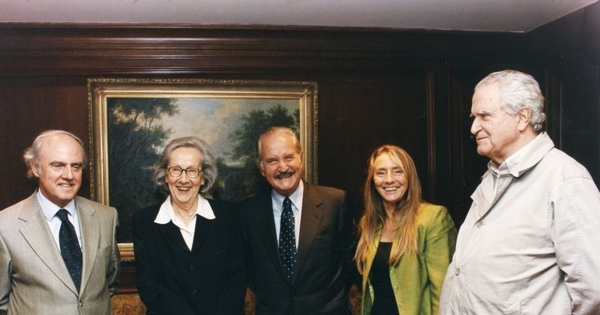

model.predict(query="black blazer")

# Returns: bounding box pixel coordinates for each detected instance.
[240,183,355,315]
[132,198,245,315]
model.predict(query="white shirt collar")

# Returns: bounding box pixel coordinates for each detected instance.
[36,189,78,221]
[154,195,215,224]
[271,180,304,211]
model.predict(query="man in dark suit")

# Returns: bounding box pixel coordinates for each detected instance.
[0,130,120,315]
[240,126,355,315]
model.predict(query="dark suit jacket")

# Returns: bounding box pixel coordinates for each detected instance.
[240,183,355,315]
[0,193,120,315]
[132,198,245,315]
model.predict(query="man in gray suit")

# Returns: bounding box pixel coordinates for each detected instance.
[0,130,120,315]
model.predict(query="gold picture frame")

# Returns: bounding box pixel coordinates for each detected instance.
[88,78,318,261]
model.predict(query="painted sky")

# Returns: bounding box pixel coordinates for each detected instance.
[158,97,297,165]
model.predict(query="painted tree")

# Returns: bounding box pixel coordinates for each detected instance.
[107,98,179,241]
[222,104,299,200]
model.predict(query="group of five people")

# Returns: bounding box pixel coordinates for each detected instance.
[1,69,599,315]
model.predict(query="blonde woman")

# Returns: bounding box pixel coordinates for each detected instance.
[355,145,456,315]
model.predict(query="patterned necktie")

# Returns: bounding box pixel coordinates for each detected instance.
[56,209,82,291]
[279,197,297,280]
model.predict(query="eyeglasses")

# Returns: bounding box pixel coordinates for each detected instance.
[166,166,202,178]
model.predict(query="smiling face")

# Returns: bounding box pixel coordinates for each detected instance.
[258,131,303,197]
[470,82,523,165]
[166,147,204,209]
[31,134,84,208]
[372,153,409,210]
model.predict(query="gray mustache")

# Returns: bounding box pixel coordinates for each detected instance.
[274,170,295,179]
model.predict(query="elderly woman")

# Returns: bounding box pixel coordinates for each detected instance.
[132,136,245,315]
[354,145,456,315]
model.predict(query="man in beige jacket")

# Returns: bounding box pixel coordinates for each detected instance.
[0,130,120,315]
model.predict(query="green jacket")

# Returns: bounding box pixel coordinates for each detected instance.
[360,203,457,315]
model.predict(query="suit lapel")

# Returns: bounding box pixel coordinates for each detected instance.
[159,221,191,252]
[78,197,99,294]
[361,226,382,289]
[18,194,78,294]
[252,193,288,281]
[191,216,212,254]
[294,184,324,283]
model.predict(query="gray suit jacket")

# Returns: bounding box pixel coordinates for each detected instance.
[0,193,120,315]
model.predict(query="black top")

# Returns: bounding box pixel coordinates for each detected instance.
[132,199,246,315]
[369,242,399,315]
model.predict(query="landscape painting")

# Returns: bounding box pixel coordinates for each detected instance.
[88,78,317,253]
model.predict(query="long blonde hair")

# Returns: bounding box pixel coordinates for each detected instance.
[354,145,422,273]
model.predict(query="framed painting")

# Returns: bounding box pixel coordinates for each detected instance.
[87,78,318,260]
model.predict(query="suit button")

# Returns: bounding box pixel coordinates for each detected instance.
[189,264,194,271]
[455,268,461,275]
[192,289,198,295]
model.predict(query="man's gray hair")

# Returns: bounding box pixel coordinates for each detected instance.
[476,69,546,132]
[22,130,87,178]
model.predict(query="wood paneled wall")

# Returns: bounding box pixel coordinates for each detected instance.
[0,27,540,221]
[1,1,599,296]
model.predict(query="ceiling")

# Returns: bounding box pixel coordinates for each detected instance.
[1,0,598,33]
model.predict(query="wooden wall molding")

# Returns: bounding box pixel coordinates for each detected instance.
[0,25,531,76]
